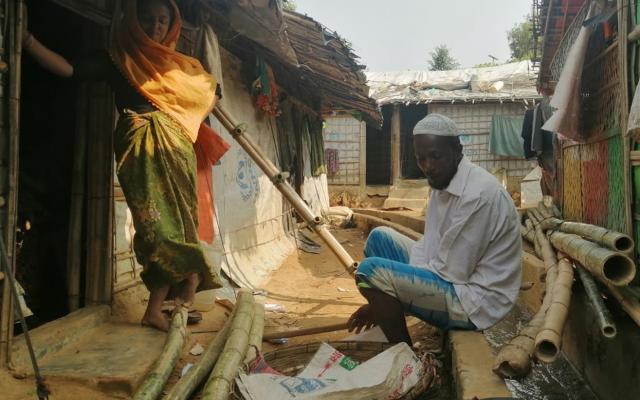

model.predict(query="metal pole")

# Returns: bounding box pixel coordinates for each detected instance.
[0,237,49,399]
[213,107,358,274]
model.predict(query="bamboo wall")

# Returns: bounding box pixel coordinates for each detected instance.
[323,116,364,186]
[430,103,537,193]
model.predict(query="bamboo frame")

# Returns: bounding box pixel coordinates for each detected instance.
[0,0,23,367]
[212,106,357,274]
[132,306,188,400]
[66,84,88,311]
[201,289,255,399]
[534,258,574,363]
[548,231,636,286]
[84,80,115,306]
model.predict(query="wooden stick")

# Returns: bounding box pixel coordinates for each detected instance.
[263,322,349,340]
[132,306,188,400]
[201,290,255,399]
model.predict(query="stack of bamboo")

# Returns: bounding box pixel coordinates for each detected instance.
[133,289,265,400]
[493,200,636,380]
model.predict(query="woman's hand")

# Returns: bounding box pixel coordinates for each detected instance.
[347,304,377,334]
[18,4,74,78]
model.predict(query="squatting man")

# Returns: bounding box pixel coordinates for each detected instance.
[348,114,522,344]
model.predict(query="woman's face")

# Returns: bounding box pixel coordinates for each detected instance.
[138,1,172,43]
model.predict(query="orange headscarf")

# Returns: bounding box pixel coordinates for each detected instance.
[111,0,216,142]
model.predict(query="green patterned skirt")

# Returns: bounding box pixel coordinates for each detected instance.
[114,110,223,292]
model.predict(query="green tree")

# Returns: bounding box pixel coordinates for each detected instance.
[428,45,460,71]
[508,18,534,61]
[283,0,297,11]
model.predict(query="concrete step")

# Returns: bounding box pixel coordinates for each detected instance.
[11,306,166,396]
[383,185,429,210]
[448,330,512,400]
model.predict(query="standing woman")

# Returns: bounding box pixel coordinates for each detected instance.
[22,0,227,331]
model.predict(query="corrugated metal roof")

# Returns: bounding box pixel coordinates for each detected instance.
[367,61,541,105]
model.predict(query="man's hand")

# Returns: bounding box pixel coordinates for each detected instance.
[347,304,376,334]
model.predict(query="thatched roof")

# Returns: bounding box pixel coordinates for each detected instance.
[283,11,381,125]
[47,0,381,125]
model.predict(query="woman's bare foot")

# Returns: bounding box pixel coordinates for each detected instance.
[141,311,170,332]
[142,285,171,332]
[177,273,200,305]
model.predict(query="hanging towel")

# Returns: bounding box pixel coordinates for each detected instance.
[521,109,536,159]
[490,115,526,158]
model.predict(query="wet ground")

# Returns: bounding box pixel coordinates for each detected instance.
[485,303,599,400]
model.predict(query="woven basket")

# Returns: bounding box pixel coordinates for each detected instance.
[232,341,439,400]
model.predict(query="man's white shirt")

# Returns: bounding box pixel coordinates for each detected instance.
[410,157,522,329]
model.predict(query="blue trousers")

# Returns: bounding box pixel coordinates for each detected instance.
[356,227,476,331]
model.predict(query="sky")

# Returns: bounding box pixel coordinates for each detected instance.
[293,0,532,71]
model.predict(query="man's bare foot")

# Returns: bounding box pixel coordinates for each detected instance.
[141,311,170,332]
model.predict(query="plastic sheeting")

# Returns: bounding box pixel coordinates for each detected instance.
[367,61,540,105]
[543,3,596,141]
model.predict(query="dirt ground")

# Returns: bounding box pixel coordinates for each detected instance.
[259,227,441,352]
[0,226,442,400]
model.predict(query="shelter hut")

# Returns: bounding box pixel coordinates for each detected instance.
[324,61,542,209]
[0,0,381,370]
[519,1,640,399]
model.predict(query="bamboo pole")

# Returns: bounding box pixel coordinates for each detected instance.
[534,258,574,363]
[164,294,247,400]
[619,0,633,237]
[494,233,559,378]
[201,289,255,400]
[556,221,634,253]
[243,303,265,368]
[263,321,349,341]
[607,285,640,327]
[353,213,423,241]
[212,106,357,274]
[533,200,633,253]
[132,306,188,400]
[548,231,636,286]
[575,264,617,338]
[66,84,88,311]
[521,220,536,245]
[1,0,24,367]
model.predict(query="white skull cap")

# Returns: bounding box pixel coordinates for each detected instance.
[413,113,460,136]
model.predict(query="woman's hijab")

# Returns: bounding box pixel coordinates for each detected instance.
[111,0,216,142]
